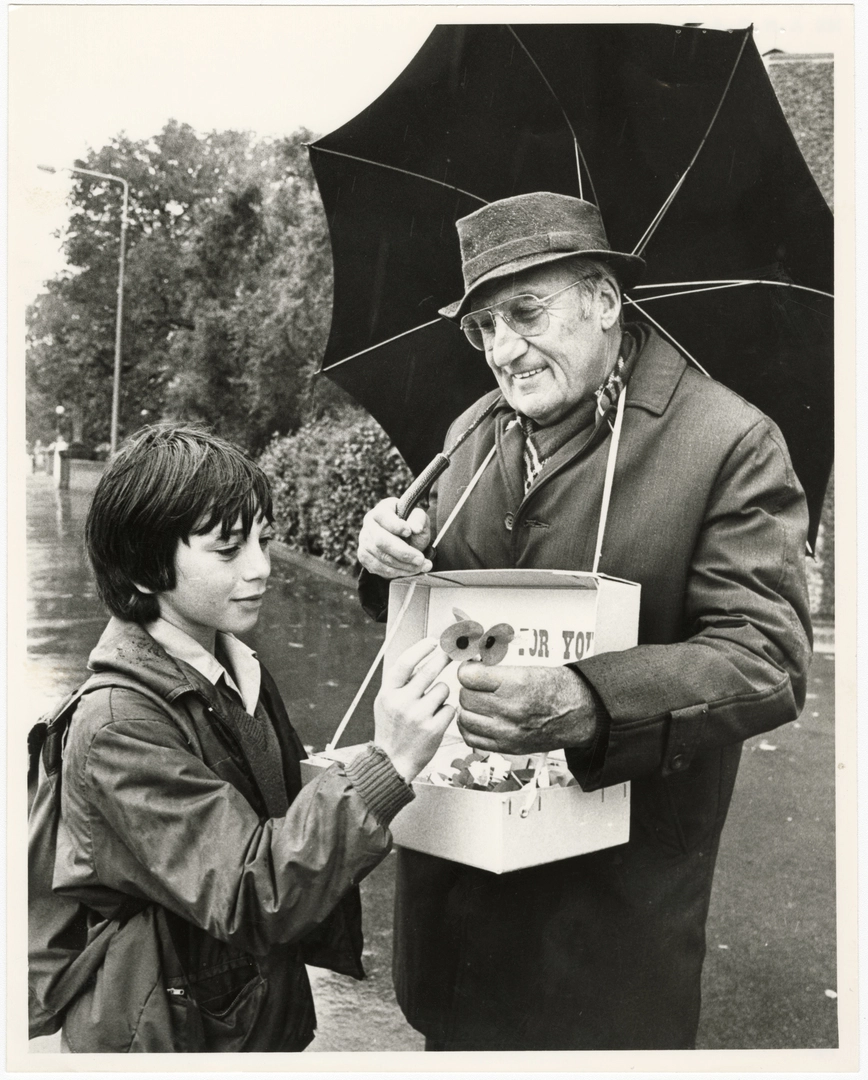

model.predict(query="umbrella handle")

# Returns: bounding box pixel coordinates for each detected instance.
[396,453,451,519]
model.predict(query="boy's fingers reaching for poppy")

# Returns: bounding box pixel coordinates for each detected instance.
[375,639,457,783]
[383,638,441,688]
[407,646,453,693]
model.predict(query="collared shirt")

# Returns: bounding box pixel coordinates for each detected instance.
[145,617,262,716]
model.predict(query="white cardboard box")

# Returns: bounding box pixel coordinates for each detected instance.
[303,569,640,874]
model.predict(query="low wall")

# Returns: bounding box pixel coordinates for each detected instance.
[64,459,106,492]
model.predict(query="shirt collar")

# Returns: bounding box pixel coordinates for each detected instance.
[145,617,261,715]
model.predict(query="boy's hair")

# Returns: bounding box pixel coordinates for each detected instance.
[85,423,274,623]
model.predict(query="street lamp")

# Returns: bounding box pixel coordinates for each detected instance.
[38,163,129,455]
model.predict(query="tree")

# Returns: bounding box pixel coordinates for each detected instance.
[26,121,345,451]
[162,131,347,452]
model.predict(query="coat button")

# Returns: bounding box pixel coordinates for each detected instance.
[670,754,686,771]
[504,513,514,531]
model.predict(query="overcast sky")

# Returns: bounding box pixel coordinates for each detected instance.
[10,4,849,315]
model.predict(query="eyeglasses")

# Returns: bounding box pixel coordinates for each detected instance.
[459,278,591,351]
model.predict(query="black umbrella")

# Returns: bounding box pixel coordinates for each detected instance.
[308,22,833,544]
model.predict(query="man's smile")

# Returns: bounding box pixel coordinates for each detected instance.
[512,366,546,382]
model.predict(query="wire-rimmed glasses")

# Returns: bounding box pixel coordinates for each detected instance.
[459,278,591,351]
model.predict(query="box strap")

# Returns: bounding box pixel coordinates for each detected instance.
[592,388,627,574]
[431,443,498,552]
[326,581,418,752]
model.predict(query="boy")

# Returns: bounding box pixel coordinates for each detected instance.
[33,424,454,1053]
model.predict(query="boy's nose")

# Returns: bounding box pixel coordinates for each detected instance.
[243,541,271,581]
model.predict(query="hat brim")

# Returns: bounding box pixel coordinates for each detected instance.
[438,248,646,320]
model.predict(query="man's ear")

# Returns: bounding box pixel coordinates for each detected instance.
[598,277,622,331]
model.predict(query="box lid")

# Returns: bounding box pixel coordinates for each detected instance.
[401,568,638,590]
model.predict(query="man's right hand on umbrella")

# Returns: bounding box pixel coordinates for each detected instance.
[358,497,434,579]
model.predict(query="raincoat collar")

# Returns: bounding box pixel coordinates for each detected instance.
[87,617,202,704]
[145,617,261,715]
[623,324,689,416]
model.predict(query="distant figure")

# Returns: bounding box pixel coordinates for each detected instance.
[31,439,46,472]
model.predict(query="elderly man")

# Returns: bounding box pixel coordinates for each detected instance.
[357,192,812,1051]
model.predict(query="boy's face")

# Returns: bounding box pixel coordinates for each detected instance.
[152,512,274,652]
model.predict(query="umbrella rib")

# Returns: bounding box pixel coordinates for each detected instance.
[631,26,753,258]
[622,296,711,378]
[309,144,488,205]
[320,318,442,372]
[634,279,835,300]
[632,281,749,302]
[506,25,597,205]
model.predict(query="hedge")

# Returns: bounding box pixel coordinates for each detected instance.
[259,410,414,568]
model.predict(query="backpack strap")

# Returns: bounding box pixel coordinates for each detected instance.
[28,679,106,815]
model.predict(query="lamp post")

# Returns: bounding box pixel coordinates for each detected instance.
[38,163,129,455]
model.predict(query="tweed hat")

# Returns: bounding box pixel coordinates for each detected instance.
[439,192,646,319]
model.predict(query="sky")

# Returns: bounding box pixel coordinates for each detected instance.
[9,3,850,317]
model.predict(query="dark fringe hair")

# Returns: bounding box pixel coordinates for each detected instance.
[85,423,273,622]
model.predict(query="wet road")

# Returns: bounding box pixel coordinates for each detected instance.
[26,473,838,1052]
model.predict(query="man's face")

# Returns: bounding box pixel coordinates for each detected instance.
[471,261,620,426]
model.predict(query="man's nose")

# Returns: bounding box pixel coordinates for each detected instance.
[488,313,528,367]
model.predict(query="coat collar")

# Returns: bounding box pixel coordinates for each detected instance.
[88,617,201,703]
[622,324,688,417]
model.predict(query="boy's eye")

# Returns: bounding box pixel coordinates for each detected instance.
[216,544,241,558]
[260,535,273,548]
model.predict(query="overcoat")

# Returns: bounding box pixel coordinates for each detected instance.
[364,325,812,1050]
[50,618,399,1052]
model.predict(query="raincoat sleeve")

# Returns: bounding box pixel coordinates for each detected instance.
[567,417,813,790]
[72,701,411,955]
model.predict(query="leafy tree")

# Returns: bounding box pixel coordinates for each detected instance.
[26,121,345,450]
[163,131,347,452]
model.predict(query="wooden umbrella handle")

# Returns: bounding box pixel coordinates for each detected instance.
[396,453,450,519]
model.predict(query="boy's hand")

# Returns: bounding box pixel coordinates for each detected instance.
[374,639,454,782]
[358,498,433,579]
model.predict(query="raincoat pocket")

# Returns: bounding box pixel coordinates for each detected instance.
[166,962,269,1052]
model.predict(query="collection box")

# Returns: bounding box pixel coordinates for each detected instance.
[302,568,640,874]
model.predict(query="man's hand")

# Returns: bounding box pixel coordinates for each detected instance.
[357,497,433,579]
[374,639,455,782]
[456,662,600,755]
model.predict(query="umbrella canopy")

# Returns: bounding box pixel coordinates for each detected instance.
[309,23,833,544]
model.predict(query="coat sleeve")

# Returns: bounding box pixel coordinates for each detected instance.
[567,417,813,789]
[74,700,399,955]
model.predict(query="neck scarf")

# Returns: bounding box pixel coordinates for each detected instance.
[518,328,639,493]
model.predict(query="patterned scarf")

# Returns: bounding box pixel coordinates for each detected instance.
[519,329,638,493]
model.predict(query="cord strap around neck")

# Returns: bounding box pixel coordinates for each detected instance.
[592,387,626,574]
